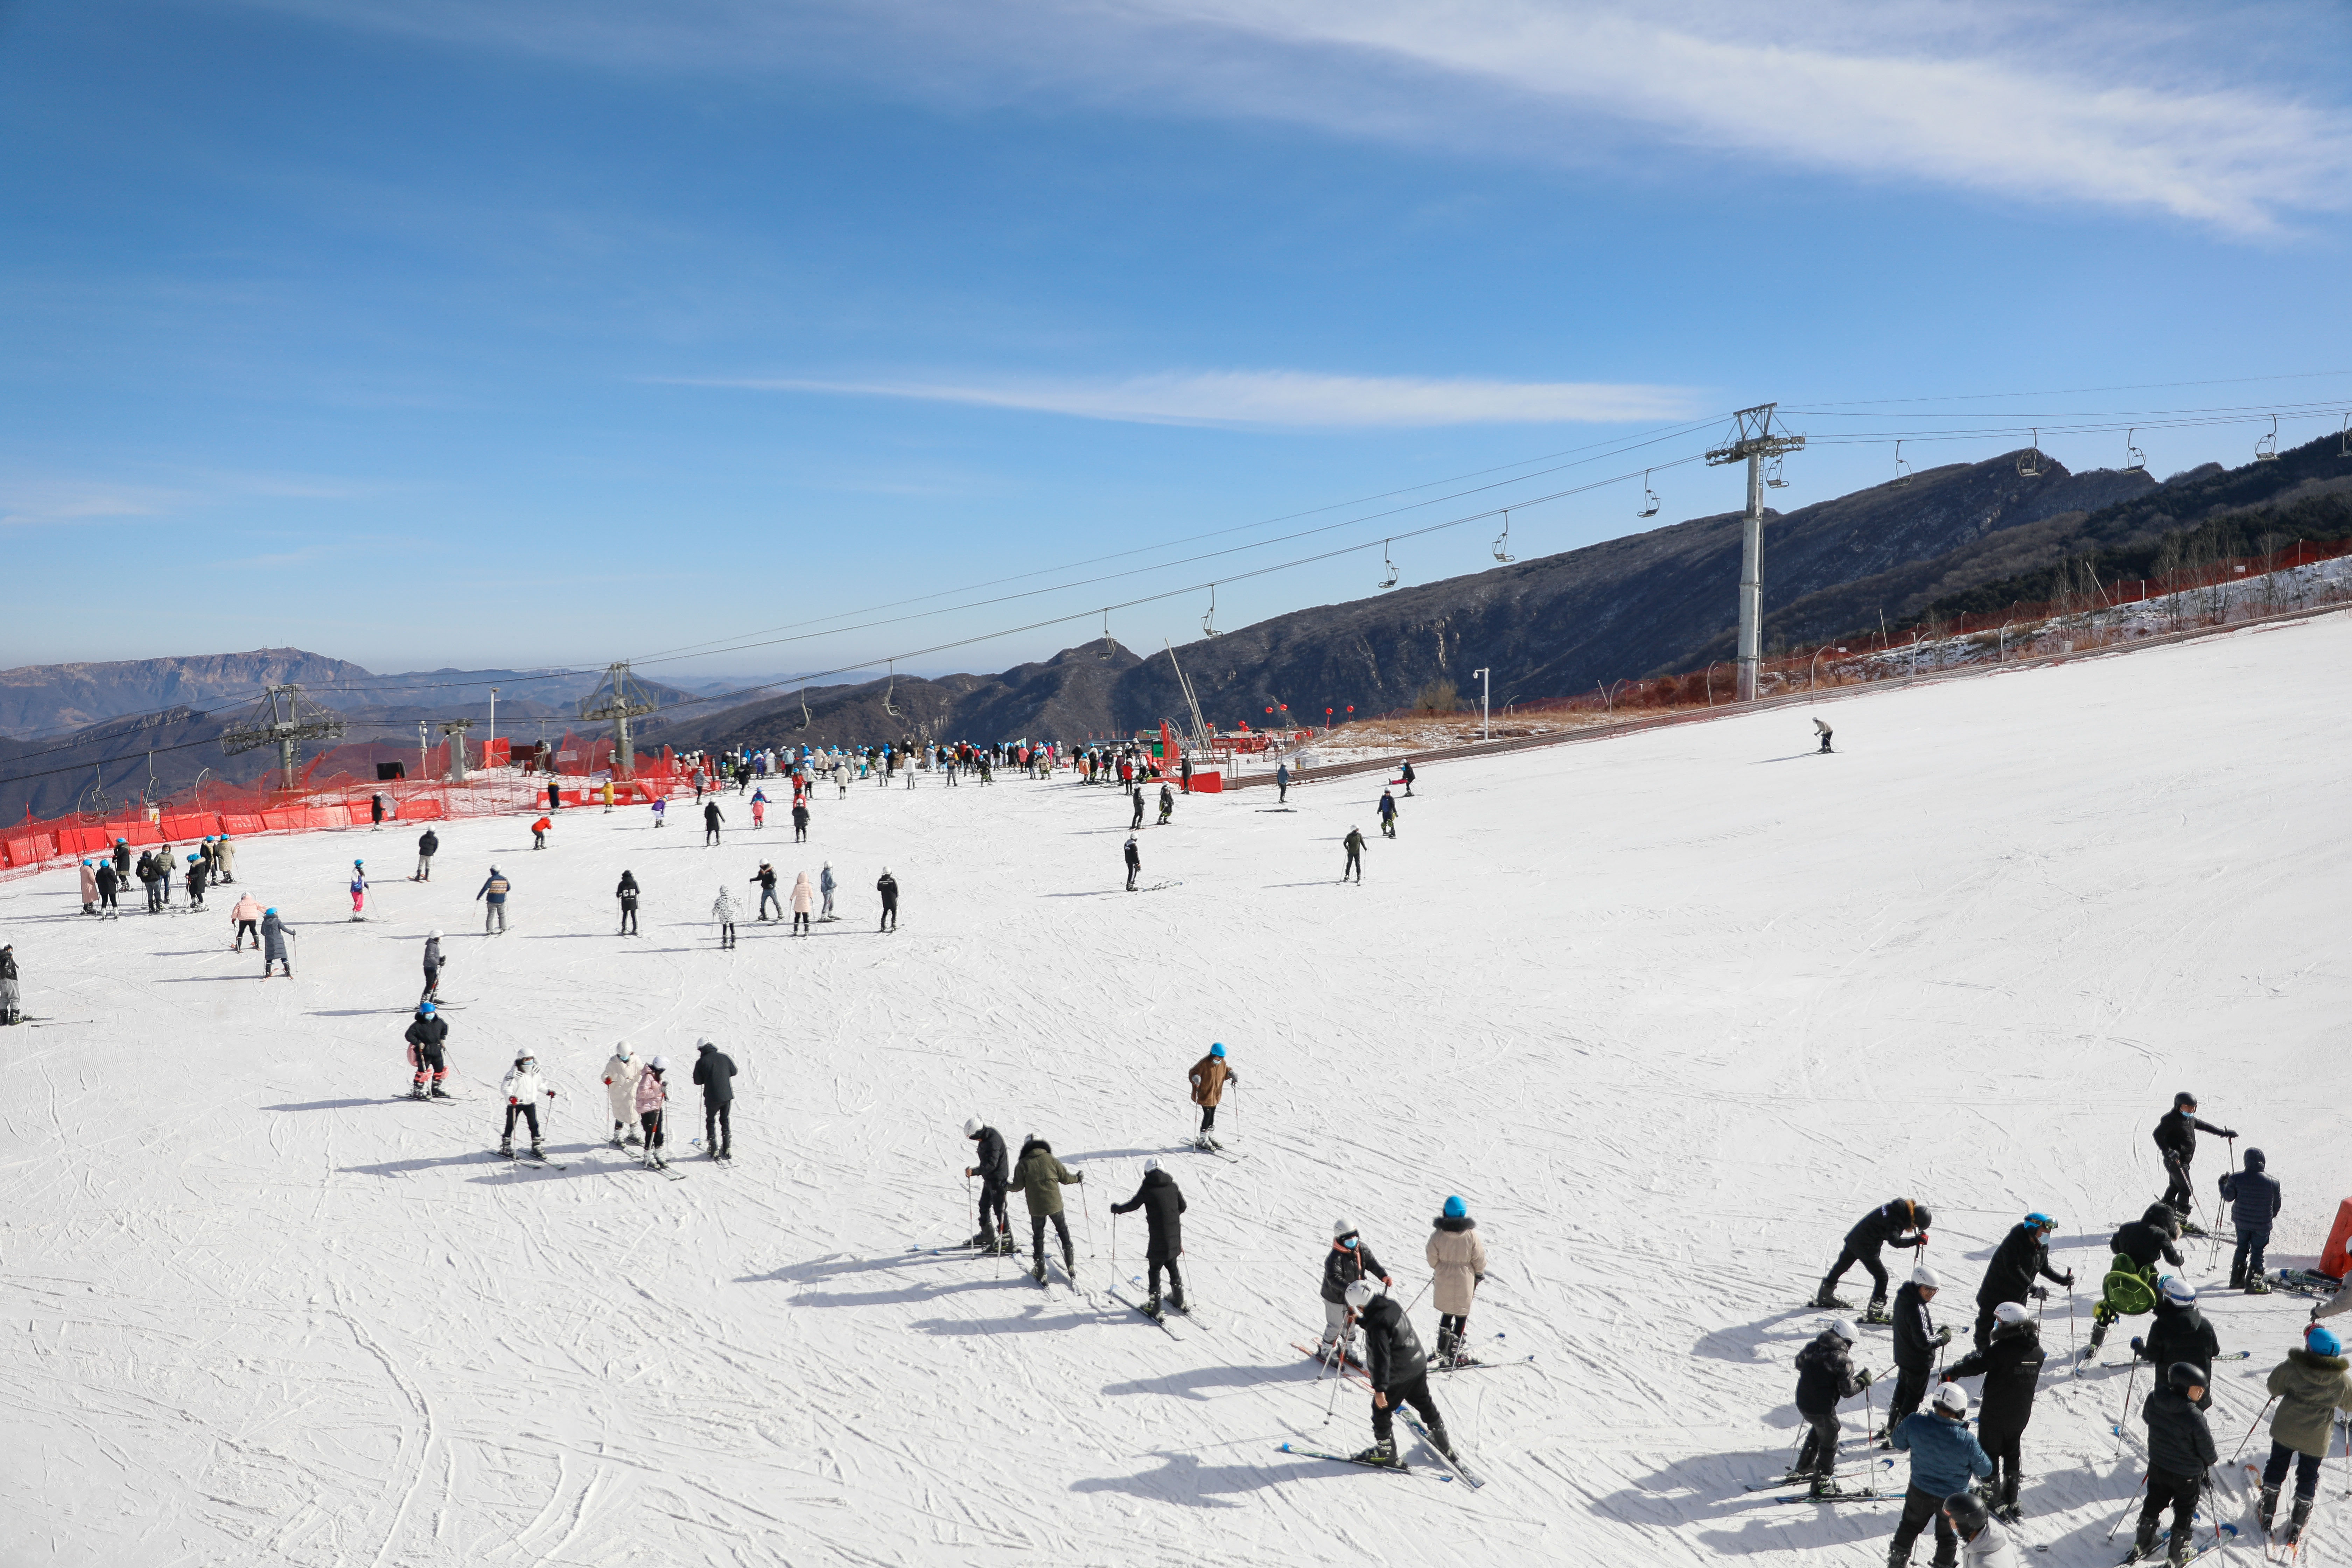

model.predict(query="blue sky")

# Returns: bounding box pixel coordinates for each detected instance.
[3,0,2349,684]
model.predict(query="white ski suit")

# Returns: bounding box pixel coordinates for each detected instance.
[603,1051,643,1127]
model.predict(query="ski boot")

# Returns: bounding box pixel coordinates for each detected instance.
[1812,1286,1853,1310]
[717,1144,732,1161]
[966,1230,993,1249]
[2122,1514,2159,1562]
[410,1084,428,1100]
[2258,1486,2280,1535]
[2167,1527,2195,1566]
[1168,1291,1188,1315]
[1424,1422,1460,1463]
[1435,1328,1459,1365]
[1031,1258,1047,1284]
[1348,1436,1400,1467]
[2285,1497,2312,1545]
[530,1141,546,1160]
[499,1140,514,1157]
[1061,1246,1077,1283]
[1144,1290,1162,1318]
[429,1085,450,1100]
[625,1131,642,1148]
[2246,1274,2272,1295]
[1861,1298,1893,1326]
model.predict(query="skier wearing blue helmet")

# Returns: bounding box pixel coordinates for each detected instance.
[1970,1212,2073,1350]
[1427,1196,1489,1367]
[1186,1043,1236,1152]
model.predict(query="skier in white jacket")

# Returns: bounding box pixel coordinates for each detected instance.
[712,885,740,950]
[602,1043,644,1148]
[499,1050,555,1158]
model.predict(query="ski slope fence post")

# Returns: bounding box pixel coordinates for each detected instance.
[2229,1397,2277,1464]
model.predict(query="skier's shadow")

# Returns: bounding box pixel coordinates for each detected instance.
[1692,1308,1824,1367]
[741,1252,1008,1286]
[1069,1450,1290,1506]
[793,1279,1011,1310]
[1099,1363,1302,1402]
[266,1097,381,1112]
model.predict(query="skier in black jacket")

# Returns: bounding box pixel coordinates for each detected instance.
[404,1003,450,1099]
[1942,1301,2049,1522]
[2133,1363,2215,1564]
[691,1040,736,1159]
[1122,836,1140,892]
[1792,1318,1873,1495]
[1110,1160,1188,1314]
[2219,1149,2283,1291]
[702,800,725,846]
[1347,1280,1456,1467]
[962,1118,1011,1250]
[1972,1213,2073,1349]
[615,870,641,935]
[415,827,438,881]
[1319,1222,1393,1359]
[1883,1266,1953,1441]
[2153,1091,2234,1234]
[1814,1198,1932,1314]
[2131,1277,2218,1406]
[2092,1204,2187,1351]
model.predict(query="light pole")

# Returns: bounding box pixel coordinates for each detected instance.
[417,721,428,784]
[488,687,498,763]
[1472,668,1491,741]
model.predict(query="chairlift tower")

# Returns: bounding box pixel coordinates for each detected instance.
[220,683,346,793]
[1706,403,1806,702]
[579,662,658,780]
[440,717,475,783]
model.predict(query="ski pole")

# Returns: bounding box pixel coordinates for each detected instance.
[2104,1470,2148,1542]
[2116,1358,2142,1460]
[2229,1396,2278,1463]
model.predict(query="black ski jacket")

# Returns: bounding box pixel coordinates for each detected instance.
[1978,1223,2071,1305]
[1110,1168,1185,1261]
[1892,1280,1945,1371]
[1944,1319,2047,1439]
[1123,841,1140,869]
[1845,1199,1927,1251]
[2142,1384,2217,1479]
[95,864,118,894]
[2152,1110,2231,1163]
[692,1044,737,1105]
[1358,1292,1427,1392]
[969,1126,1008,1188]
[0,948,16,981]
[616,873,639,906]
[2145,1301,2219,1406]
[703,803,724,828]
[404,1013,449,1049]
[2219,1153,2283,1232]
[419,830,439,857]
[1795,1330,1867,1415]
[876,873,898,907]
[1322,1239,1388,1304]
[2112,1208,2184,1272]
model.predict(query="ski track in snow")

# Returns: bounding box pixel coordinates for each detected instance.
[4,611,2351,1564]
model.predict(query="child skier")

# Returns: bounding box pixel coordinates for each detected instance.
[531,815,552,849]
[615,870,640,935]
[405,1002,450,1099]
[1185,1043,1234,1148]
[499,1050,554,1158]
[1426,1196,1489,1368]
[2256,1325,2352,1546]
[712,885,740,949]
[603,1043,643,1147]
[2090,1205,2184,1352]
[348,860,369,919]
[635,1054,671,1166]
[2130,1363,2214,1564]
[1320,1222,1393,1362]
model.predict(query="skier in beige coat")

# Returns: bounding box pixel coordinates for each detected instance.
[603,1043,644,1148]
[1426,1195,1490,1368]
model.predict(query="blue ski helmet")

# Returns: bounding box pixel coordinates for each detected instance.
[1209,1043,1225,1059]
[2309,1324,2343,1357]
[187,854,198,863]
[264,908,277,916]
[2025,1212,2055,1231]
[1443,1195,1468,1219]
[419,1002,435,1014]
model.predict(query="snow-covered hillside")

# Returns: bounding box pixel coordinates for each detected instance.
[6,611,2350,1567]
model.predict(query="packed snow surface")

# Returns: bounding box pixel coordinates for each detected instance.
[6,611,2350,1567]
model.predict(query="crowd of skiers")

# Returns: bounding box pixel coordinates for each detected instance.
[74,833,240,916]
[950,1038,1495,1475]
[1786,1091,2350,1566]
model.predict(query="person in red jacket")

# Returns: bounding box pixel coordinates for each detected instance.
[531,815,553,850]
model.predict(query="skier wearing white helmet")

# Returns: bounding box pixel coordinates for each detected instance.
[1317,1219,1393,1363]
[498,1050,554,1159]
[1110,1157,1187,1316]
[602,1043,644,1147]
[1883,1264,1953,1442]
[420,930,446,1007]
[962,1118,1011,1251]
[1791,1317,1873,1496]
[635,1055,671,1167]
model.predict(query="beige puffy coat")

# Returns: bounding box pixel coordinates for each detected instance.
[1425,1216,1489,1315]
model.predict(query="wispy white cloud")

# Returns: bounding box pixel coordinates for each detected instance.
[0,479,180,528]
[676,368,1700,427]
[236,0,2352,236]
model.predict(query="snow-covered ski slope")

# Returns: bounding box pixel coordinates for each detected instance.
[6,611,2349,1567]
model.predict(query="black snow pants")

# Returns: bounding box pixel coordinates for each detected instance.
[1884,1363,1931,1432]
[1147,1256,1184,1303]
[1370,1373,1445,1446]
[1030,1211,1073,1270]
[704,1099,731,1151]
[2137,1466,2201,1545]
[2161,1152,2194,1216]
[502,1102,542,1142]
[1822,1238,1892,1303]
[1891,1483,1958,1563]
[1980,1424,2023,1511]
[1794,1408,1841,1478]
[978,1180,1009,1237]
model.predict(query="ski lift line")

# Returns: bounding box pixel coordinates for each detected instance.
[623,454,1725,700]
[1778,368,2352,409]
[1798,410,2339,448]
[618,414,1738,668]
[622,453,1717,681]
[1779,396,2352,422]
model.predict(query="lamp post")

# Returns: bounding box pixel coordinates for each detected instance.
[1472,668,1491,741]
[417,722,428,784]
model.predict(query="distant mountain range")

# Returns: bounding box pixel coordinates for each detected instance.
[6,436,2345,823]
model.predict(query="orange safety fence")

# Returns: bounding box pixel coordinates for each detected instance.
[3,741,691,881]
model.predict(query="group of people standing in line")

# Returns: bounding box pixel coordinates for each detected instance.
[1787,1094,2348,1567]
[77,832,239,915]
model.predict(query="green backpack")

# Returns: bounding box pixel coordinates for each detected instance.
[2102,1253,2158,1317]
